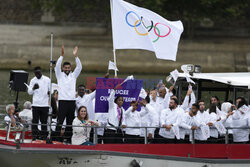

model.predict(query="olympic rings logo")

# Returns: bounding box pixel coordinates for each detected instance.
[125,11,171,43]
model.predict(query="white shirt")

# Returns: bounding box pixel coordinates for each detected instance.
[55,56,82,101]
[19,109,32,130]
[156,88,171,111]
[156,88,171,126]
[207,112,219,138]
[107,89,125,130]
[123,106,149,136]
[28,75,50,107]
[159,107,182,139]
[71,117,91,145]
[179,112,201,141]
[181,92,196,112]
[76,91,96,120]
[228,106,249,142]
[195,110,209,140]
[140,104,158,137]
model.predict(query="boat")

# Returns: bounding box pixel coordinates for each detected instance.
[1,69,250,167]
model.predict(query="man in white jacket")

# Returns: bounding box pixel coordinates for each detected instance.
[159,98,183,143]
[227,97,250,143]
[28,66,50,140]
[54,45,82,143]
[178,103,201,143]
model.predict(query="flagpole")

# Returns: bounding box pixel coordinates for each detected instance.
[113,49,117,76]
[110,0,118,77]
[47,33,53,144]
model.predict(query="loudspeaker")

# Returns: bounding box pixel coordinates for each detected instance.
[9,70,29,92]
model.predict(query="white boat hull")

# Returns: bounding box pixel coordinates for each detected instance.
[1,145,250,167]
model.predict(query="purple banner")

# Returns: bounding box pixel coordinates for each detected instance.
[95,78,143,113]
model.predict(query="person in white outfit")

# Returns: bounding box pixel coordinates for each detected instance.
[28,66,50,140]
[195,100,210,143]
[159,98,183,143]
[123,101,147,144]
[54,45,82,143]
[72,106,98,145]
[105,86,125,144]
[178,103,201,143]
[19,101,32,130]
[75,85,96,120]
[139,94,158,144]
[226,97,249,143]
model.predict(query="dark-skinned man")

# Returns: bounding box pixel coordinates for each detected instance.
[28,66,50,140]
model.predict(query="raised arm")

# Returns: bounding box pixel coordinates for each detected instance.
[55,46,64,79]
[163,86,174,109]
[139,103,150,117]
[124,106,132,117]
[88,90,96,101]
[72,46,82,78]
[181,89,192,111]
[108,89,116,109]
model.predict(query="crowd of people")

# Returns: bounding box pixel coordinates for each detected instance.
[3,45,250,145]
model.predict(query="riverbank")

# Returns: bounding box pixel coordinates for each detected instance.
[0,24,250,74]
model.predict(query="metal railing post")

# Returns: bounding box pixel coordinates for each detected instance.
[191,129,195,144]
[93,126,98,144]
[144,127,148,144]
[225,129,229,144]
[5,122,11,141]
[21,125,26,143]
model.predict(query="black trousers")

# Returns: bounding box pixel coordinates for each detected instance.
[32,106,49,140]
[152,128,161,143]
[124,134,141,144]
[55,100,75,143]
[104,129,123,144]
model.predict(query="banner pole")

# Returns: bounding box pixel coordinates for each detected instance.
[110,0,118,77]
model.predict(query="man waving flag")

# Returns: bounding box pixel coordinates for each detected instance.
[111,0,184,61]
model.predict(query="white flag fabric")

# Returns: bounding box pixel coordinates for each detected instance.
[172,125,180,139]
[123,75,134,83]
[108,61,119,71]
[111,0,183,61]
[170,69,179,82]
[201,125,210,139]
[185,73,196,84]
[214,121,226,135]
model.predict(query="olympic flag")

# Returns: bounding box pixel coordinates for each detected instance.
[111,0,184,61]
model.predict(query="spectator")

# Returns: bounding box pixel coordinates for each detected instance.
[4,104,25,129]
[71,106,98,145]
[19,101,32,130]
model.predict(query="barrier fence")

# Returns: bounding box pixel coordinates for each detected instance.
[0,120,249,145]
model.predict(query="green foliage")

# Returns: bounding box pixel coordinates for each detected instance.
[29,0,250,37]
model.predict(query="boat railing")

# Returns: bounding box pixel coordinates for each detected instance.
[0,120,249,145]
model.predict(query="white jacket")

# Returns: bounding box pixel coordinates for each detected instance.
[123,106,148,136]
[107,89,125,130]
[140,104,158,137]
[71,117,91,145]
[228,106,249,142]
[159,107,183,139]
